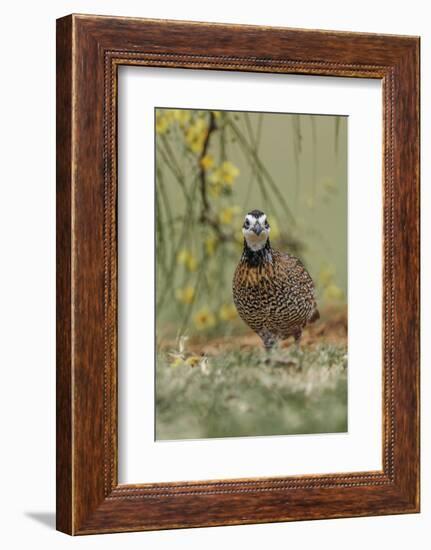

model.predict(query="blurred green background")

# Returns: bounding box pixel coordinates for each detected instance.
[155,108,347,341]
[154,108,348,440]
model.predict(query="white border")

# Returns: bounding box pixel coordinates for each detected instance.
[118,66,382,484]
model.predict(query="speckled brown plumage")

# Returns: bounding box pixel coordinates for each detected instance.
[233,227,319,349]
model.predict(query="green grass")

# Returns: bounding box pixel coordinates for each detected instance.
[156,344,348,440]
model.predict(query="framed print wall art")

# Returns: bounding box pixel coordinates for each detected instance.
[56,14,420,535]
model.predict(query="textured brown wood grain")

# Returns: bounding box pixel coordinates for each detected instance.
[56,14,420,535]
[56,16,73,535]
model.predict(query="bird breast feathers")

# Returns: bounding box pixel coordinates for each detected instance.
[235,252,314,295]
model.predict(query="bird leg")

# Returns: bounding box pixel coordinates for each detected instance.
[259,330,280,365]
[293,329,302,348]
[289,329,305,368]
[259,331,298,368]
[261,329,277,350]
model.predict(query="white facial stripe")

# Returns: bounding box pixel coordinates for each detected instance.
[245,214,267,226]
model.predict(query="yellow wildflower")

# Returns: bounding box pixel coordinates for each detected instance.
[220,161,240,185]
[185,355,203,368]
[175,286,195,304]
[155,112,171,135]
[210,161,240,187]
[219,303,238,321]
[219,206,240,225]
[185,118,208,154]
[171,109,191,127]
[176,249,198,272]
[170,356,185,368]
[200,154,215,171]
[204,235,218,256]
[177,248,189,265]
[209,170,221,185]
[194,308,216,330]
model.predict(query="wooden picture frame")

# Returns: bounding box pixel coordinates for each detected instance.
[56,14,420,535]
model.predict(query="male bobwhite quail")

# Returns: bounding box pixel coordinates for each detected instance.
[233,209,319,349]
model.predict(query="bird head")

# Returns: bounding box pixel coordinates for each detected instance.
[242,209,271,251]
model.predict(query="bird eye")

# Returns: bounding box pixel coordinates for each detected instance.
[244,219,250,228]
[265,221,269,228]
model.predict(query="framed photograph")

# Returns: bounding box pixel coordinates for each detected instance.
[56,14,420,534]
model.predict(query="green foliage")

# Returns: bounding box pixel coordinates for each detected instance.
[156,344,348,440]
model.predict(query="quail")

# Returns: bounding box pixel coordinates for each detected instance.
[233,210,319,349]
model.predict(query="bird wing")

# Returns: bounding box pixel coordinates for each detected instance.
[280,252,319,322]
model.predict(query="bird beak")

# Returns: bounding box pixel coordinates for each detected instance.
[253,222,263,236]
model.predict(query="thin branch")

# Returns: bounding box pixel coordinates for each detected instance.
[196,112,235,243]
[198,111,216,214]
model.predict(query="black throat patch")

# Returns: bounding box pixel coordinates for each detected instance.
[242,239,272,267]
